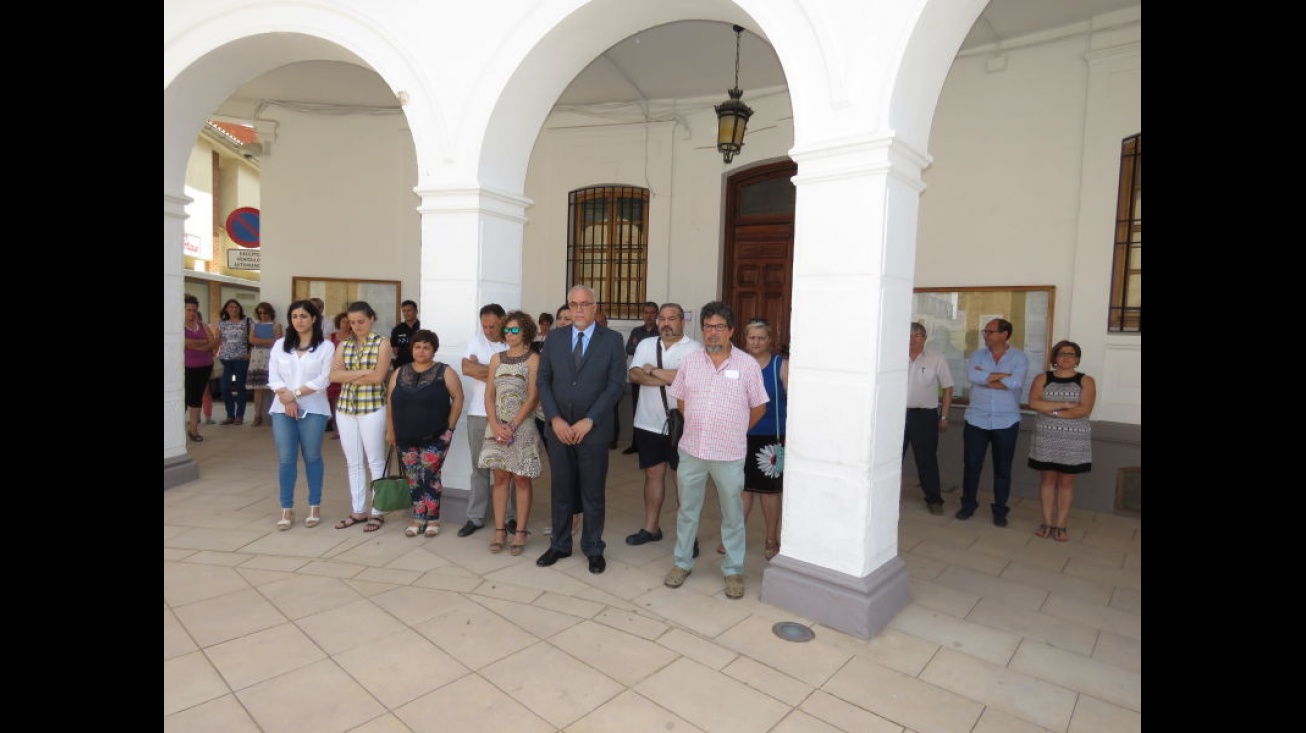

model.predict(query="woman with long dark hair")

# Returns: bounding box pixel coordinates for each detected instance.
[268,300,335,530]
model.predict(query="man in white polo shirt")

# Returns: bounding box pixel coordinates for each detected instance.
[458,303,511,537]
[623,303,701,548]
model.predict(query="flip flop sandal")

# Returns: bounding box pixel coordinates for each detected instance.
[364,516,386,533]
[334,515,366,530]
[1052,527,1069,542]
[1035,524,1052,539]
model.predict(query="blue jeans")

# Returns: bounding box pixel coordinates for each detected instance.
[961,421,1021,517]
[674,451,746,576]
[220,358,250,419]
[272,412,328,508]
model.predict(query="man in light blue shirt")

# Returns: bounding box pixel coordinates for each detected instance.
[956,318,1028,527]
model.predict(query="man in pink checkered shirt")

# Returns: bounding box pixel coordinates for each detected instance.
[663,301,768,599]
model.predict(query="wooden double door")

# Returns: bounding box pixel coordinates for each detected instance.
[722,159,797,353]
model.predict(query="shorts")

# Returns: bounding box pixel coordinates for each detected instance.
[634,427,676,469]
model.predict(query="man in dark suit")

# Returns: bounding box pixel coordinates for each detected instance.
[535,284,628,574]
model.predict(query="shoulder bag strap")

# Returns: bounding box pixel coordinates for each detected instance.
[657,339,670,414]
[772,354,781,441]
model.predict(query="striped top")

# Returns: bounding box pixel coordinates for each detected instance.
[338,332,387,415]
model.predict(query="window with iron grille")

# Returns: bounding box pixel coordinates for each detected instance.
[567,185,649,320]
[1108,133,1141,332]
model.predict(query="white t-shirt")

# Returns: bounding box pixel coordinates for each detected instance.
[463,331,509,417]
[630,335,702,433]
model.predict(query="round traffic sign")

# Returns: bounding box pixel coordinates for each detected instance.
[225,207,260,248]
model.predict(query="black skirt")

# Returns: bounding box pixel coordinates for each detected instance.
[744,433,785,494]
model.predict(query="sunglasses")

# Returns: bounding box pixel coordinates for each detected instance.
[502,326,522,335]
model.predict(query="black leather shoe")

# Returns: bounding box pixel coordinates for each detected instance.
[625,528,663,545]
[954,508,974,520]
[536,548,572,566]
[693,539,700,558]
[457,520,481,537]
[622,445,638,455]
[993,515,1009,527]
[506,518,517,535]
[588,555,606,574]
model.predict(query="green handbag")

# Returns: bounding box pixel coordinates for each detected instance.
[370,447,412,512]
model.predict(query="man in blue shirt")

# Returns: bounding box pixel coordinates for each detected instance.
[956,318,1028,527]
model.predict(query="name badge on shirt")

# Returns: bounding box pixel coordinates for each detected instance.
[724,369,740,379]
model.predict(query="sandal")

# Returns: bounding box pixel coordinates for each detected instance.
[764,539,780,560]
[234,418,244,425]
[509,529,530,556]
[276,509,294,531]
[334,514,367,530]
[1035,524,1052,539]
[405,520,425,538]
[364,516,385,533]
[187,432,204,442]
[424,522,440,537]
[305,507,321,528]
[1051,526,1069,542]
[252,416,263,427]
[489,527,507,554]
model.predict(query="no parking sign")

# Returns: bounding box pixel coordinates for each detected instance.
[225,207,260,247]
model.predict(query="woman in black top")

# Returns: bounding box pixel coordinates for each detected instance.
[385,330,465,538]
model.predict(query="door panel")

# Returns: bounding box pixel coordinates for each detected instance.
[723,160,796,352]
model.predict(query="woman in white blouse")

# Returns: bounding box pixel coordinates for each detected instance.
[268,300,336,530]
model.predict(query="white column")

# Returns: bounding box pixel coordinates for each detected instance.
[761,134,930,638]
[415,185,531,493]
[164,192,200,488]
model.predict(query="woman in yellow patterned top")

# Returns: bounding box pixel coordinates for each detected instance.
[330,301,395,532]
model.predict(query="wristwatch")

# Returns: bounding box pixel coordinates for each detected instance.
[293,388,303,398]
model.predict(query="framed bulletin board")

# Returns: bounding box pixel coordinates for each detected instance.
[291,277,401,337]
[911,285,1055,406]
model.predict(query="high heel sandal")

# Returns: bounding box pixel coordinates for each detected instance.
[276,509,294,531]
[305,507,321,528]
[509,529,530,556]
[764,539,780,560]
[489,527,507,554]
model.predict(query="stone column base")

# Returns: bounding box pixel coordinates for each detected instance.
[164,454,199,491]
[761,554,910,639]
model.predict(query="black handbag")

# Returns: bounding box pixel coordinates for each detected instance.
[370,446,412,512]
[658,339,683,470]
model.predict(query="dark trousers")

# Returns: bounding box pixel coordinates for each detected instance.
[903,408,943,505]
[626,385,640,445]
[545,427,609,557]
[961,421,1021,517]
[220,358,250,419]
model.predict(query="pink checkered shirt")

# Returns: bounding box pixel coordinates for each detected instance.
[668,346,769,461]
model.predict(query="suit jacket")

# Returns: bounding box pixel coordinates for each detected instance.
[536,324,628,442]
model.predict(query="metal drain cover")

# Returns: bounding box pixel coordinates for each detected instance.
[772,621,815,642]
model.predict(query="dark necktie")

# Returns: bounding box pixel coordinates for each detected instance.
[573,331,585,370]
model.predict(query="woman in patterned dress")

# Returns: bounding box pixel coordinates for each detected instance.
[478,311,542,555]
[246,301,284,426]
[1027,340,1097,542]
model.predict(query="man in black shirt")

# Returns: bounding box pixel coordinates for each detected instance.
[622,301,660,454]
[390,300,421,368]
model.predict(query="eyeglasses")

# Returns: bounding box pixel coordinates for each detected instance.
[568,301,596,309]
[1055,352,1079,358]
[981,329,1002,335]
[502,326,522,335]
[702,323,731,332]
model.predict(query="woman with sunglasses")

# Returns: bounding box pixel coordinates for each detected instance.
[246,301,284,426]
[1027,340,1096,542]
[477,311,542,555]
